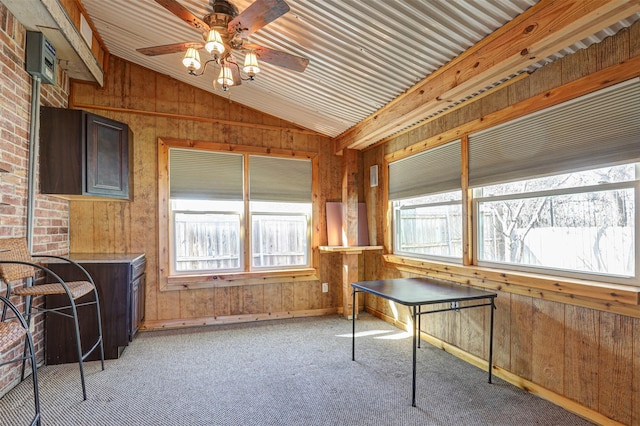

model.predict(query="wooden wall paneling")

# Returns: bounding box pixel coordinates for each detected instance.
[107,57,127,107]
[597,312,633,424]
[228,286,243,315]
[263,283,282,314]
[126,64,155,110]
[328,252,342,308]
[633,317,640,426]
[214,287,231,317]
[480,86,509,117]
[293,281,310,311]
[564,305,599,411]
[262,128,280,150]
[560,48,596,84]
[631,22,640,58]
[155,74,181,115]
[177,83,196,139]
[69,201,95,251]
[507,74,531,105]
[384,131,408,156]
[112,201,131,253]
[493,290,511,371]
[191,101,213,142]
[242,285,264,314]
[196,288,215,318]
[281,282,294,312]
[342,149,359,246]
[92,202,116,251]
[597,26,629,71]
[241,120,262,147]
[510,294,533,380]
[459,298,485,358]
[178,289,199,319]
[68,81,95,107]
[531,298,565,395]
[309,280,322,310]
[363,251,379,281]
[132,116,158,322]
[455,99,479,128]
[156,289,181,321]
[528,59,562,97]
[154,114,181,321]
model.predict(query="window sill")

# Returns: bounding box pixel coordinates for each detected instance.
[383,254,640,309]
[162,268,319,291]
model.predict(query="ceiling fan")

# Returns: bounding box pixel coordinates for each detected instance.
[137,0,309,90]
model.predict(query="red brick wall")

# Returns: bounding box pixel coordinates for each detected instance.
[0,3,71,397]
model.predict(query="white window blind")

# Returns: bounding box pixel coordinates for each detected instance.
[388,140,461,200]
[468,78,640,187]
[169,148,243,200]
[249,155,312,202]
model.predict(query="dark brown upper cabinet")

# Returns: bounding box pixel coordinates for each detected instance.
[39,107,132,200]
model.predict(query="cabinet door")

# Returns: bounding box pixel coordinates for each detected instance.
[130,273,145,340]
[85,113,130,198]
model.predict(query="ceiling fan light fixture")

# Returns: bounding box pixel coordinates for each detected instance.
[243,51,260,79]
[205,29,225,56]
[217,65,234,91]
[182,48,201,73]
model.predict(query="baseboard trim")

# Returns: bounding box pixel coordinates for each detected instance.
[141,308,340,331]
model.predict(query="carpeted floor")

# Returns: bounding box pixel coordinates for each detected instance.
[1,314,593,425]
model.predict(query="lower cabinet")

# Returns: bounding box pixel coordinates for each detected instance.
[45,253,146,364]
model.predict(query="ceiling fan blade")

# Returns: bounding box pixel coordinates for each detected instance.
[228,0,290,36]
[155,0,210,33]
[245,44,309,72]
[137,42,204,56]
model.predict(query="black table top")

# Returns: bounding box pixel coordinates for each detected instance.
[351,277,497,306]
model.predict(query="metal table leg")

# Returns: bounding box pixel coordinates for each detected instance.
[488,298,495,383]
[352,287,356,361]
[412,305,417,407]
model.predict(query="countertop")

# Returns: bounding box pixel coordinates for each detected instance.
[49,253,145,264]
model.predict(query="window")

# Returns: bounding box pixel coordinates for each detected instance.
[389,140,463,261]
[388,79,640,286]
[394,191,463,260]
[166,146,313,275]
[475,164,637,282]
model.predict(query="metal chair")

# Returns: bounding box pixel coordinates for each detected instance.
[0,294,41,425]
[0,238,105,401]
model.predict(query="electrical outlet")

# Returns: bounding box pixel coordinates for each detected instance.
[322,282,329,293]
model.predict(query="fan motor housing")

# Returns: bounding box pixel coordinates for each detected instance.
[205,0,238,28]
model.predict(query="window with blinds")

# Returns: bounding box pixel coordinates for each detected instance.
[470,78,640,285]
[248,155,312,269]
[168,148,312,274]
[389,140,463,261]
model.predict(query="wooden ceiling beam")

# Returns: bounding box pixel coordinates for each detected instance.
[333,0,640,154]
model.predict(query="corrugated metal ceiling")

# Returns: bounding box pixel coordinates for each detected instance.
[80,0,639,140]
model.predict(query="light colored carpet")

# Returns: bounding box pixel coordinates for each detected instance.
[1,314,592,425]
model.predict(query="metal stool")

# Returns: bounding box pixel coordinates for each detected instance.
[0,238,105,401]
[0,294,41,425]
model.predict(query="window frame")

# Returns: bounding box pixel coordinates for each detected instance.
[472,178,639,285]
[171,208,244,274]
[392,195,464,263]
[158,138,319,291]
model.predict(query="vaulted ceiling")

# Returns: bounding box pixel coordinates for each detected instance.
[78,0,640,150]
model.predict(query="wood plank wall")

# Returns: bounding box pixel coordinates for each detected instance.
[68,56,344,328]
[362,22,640,425]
